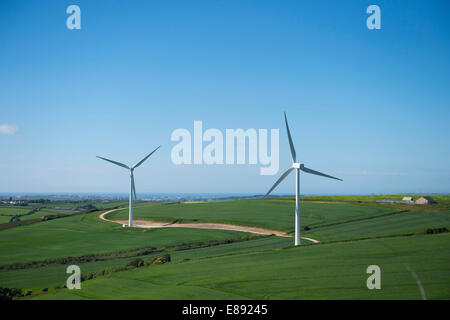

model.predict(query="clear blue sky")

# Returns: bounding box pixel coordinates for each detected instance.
[0,0,449,195]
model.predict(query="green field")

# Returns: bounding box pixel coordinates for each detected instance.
[0,212,253,266]
[0,205,84,224]
[106,200,394,232]
[32,233,450,300]
[305,210,450,241]
[0,236,290,290]
[0,196,448,300]
[0,207,31,223]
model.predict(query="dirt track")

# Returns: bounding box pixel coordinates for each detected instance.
[99,209,320,243]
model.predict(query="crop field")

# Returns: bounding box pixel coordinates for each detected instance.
[0,207,31,223]
[33,233,450,300]
[106,200,394,232]
[287,194,450,203]
[0,205,86,225]
[0,196,448,300]
[0,236,289,290]
[0,212,252,265]
[304,210,450,242]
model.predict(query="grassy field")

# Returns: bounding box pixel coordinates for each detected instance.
[32,233,450,300]
[0,236,290,290]
[0,196,448,300]
[0,201,151,228]
[0,207,80,223]
[106,200,394,232]
[0,207,31,223]
[305,210,450,241]
[0,206,31,214]
[0,211,253,266]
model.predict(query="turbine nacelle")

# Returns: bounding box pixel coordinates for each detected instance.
[292,163,303,169]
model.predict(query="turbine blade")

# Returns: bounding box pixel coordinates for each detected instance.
[262,167,295,200]
[284,112,296,163]
[301,166,343,181]
[133,146,161,169]
[131,173,137,200]
[96,156,129,169]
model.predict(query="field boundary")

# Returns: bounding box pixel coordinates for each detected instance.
[0,208,98,231]
[304,209,409,230]
[0,235,265,271]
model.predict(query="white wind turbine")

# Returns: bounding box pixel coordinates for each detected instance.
[262,113,342,246]
[97,146,160,227]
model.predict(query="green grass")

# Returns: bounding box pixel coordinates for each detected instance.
[0,236,291,290]
[93,201,131,209]
[0,206,31,215]
[14,209,70,221]
[0,207,32,223]
[0,256,138,290]
[0,206,79,223]
[0,211,253,266]
[106,200,393,232]
[0,216,13,223]
[32,233,450,300]
[305,210,450,241]
[1,197,449,300]
[42,201,127,210]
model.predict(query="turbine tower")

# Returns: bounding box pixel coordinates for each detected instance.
[262,113,342,246]
[97,146,160,227]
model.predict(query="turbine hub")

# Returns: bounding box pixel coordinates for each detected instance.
[292,163,303,169]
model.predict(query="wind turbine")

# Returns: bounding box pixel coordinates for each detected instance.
[262,113,342,246]
[96,146,160,227]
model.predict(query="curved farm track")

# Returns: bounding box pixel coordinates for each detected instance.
[99,208,320,243]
